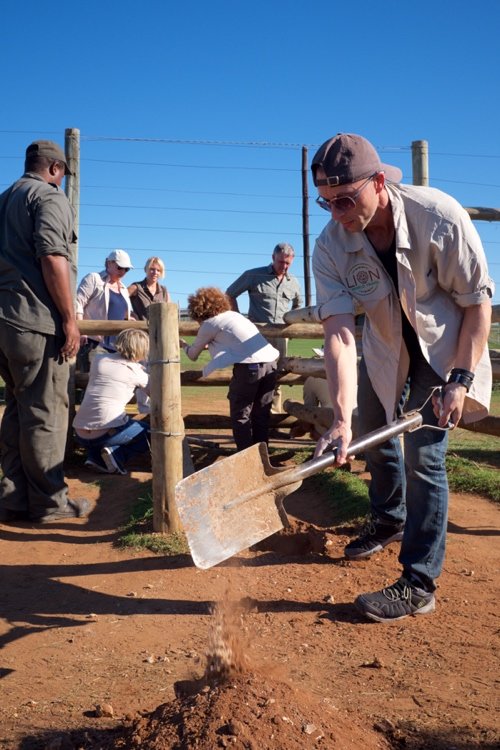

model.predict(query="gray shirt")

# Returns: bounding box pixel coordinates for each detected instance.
[226,263,301,324]
[0,172,76,336]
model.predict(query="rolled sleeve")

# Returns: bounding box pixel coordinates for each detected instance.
[33,190,74,260]
[436,217,495,307]
[452,285,494,307]
[313,239,356,318]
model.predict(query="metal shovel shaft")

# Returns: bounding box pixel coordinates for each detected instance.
[224,411,423,511]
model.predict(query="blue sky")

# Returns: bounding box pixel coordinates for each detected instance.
[1,0,499,311]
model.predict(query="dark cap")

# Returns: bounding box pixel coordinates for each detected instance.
[311,133,402,187]
[25,140,72,176]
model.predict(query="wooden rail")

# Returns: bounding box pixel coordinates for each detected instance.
[74,304,499,533]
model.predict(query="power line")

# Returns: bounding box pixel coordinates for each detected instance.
[76,262,306,279]
[1,129,500,158]
[81,222,304,236]
[84,185,302,199]
[0,181,301,199]
[82,202,300,217]
[83,135,307,150]
[85,158,299,172]
[79,245,280,257]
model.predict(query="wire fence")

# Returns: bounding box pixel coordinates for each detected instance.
[0,130,499,311]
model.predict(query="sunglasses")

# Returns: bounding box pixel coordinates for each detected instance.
[116,265,130,272]
[316,173,377,213]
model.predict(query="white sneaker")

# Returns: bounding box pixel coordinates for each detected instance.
[100,447,127,475]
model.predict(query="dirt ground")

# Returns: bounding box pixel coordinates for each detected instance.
[0,409,499,749]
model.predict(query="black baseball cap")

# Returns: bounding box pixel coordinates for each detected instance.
[312,133,402,187]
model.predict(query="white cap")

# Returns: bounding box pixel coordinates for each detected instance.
[106,249,133,268]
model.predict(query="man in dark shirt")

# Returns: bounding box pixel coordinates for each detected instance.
[0,140,90,523]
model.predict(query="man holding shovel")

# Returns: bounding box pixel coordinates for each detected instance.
[311,133,493,622]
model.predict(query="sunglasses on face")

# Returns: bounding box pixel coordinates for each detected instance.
[315,173,377,213]
[116,265,130,272]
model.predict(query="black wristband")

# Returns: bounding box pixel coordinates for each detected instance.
[447,368,474,392]
[450,367,475,380]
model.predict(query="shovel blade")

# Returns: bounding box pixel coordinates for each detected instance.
[175,443,299,569]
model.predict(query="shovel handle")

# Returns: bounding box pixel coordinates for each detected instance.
[224,411,425,512]
[277,410,424,487]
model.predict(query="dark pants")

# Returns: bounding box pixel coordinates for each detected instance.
[228,362,277,451]
[0,321,70,518]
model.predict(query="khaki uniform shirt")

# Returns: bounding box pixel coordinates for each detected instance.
[313,183,494,424]
[226,263,301,323]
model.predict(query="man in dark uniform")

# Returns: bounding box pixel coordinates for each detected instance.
[0,140,90,523]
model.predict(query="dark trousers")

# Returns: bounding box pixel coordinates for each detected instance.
[0,321,70,518]
[228,362,277,451]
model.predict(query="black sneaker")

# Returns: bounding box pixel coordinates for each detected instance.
[0,507,30,523]
[344,516,404,559]
[34,498,91,523]
[355,577,435,622]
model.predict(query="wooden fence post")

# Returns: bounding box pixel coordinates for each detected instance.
[65,127,80,449]
[412,139,429,186]
[149,302,183,533]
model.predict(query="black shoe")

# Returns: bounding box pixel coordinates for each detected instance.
[268,428,290,440]
[0,507,30,523]
[344,515,404,559]
[355,577,436,622]
[33,498,91,524]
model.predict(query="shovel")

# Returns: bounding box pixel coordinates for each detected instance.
[176,410,426,569]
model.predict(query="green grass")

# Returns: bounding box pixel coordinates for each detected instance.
[309,468,370,525]
[116,485,190,555]
[289,446,369,526]
[179,336,323,367]
[179,337,322,405]
[445,453,499,501]
[287,338,324,357]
